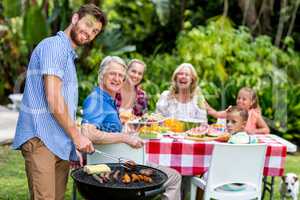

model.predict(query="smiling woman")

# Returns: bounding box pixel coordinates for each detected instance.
[155,63,225,123]
[115,59,148,120]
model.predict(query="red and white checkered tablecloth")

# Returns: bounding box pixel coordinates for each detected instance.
[145,134,287,176]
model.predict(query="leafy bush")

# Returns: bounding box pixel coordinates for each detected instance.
[141,16,300,144]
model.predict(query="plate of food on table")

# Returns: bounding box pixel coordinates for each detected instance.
[163,118,201,133]
[138,124,170,139]
[126,113,167,138]
[126,113,165,126]
[137,117,205,139]
[184,124,231,142]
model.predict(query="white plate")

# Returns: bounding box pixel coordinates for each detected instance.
[127,119,164,126]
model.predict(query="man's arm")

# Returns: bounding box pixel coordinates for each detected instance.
[81,124,143,149]
[44,75,94,153]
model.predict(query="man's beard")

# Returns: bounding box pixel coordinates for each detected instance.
[70,25,84,46]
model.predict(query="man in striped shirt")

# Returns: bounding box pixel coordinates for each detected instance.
[12,4,107,200]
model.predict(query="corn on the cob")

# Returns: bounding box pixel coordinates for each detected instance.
[83,164,111,174]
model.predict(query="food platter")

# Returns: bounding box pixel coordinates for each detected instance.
[184,136,218,142]
[184,124,231,142]
[127,119,164,126]
[127,113,165,126]
[139,132,163,140]
[137,124,169,139]
[184,133,231,142]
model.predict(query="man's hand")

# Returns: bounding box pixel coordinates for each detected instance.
[70,150,84,169]
[74,133,94,153]
[76,150,84,167]
[123,134,144,149]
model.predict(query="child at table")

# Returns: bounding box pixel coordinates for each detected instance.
[226,106,248,134]
[196,107,251,198]
[235,87,270,134]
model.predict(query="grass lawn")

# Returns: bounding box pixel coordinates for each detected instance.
[0,144,299,199]
[0,145,83,200]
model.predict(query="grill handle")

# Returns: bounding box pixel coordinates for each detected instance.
[143,187,165,197]
[93,149,131,170]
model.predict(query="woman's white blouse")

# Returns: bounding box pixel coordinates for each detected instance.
[155,90,207,123]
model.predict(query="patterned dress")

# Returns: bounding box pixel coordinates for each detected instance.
[115,86,148,116]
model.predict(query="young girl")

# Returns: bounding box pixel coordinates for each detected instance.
[236,87,270,134]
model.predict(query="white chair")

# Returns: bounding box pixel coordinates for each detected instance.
[190,143,267,200]
[87,143,146,165]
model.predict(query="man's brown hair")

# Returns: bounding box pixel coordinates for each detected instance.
[76,4,107,31]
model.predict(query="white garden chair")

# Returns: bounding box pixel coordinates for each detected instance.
[87,143,146,165]
[190,143,267,200]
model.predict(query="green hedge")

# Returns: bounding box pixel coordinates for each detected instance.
[78,17,300,144]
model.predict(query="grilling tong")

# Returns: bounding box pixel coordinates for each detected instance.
[93,149,136,170]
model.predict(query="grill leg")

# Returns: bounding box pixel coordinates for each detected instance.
[72,180,77,200]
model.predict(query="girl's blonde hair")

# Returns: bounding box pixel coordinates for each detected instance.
[169,63,199,99]
[238,87,259,109]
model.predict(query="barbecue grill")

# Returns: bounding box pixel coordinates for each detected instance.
[71,163,168,200]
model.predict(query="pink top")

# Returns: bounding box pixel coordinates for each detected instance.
[245,108,260,134]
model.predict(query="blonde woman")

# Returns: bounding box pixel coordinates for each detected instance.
[115,59,148,122]
[156,63,225,123]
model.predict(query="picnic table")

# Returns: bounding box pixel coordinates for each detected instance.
[145,134,288,176]
[144,134,297,200]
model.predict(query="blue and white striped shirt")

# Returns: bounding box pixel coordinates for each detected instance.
[12,31,78,161]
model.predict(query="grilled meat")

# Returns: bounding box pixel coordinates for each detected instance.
[139,169,154,176]
[131,173,140,182]
[122,173,131,184]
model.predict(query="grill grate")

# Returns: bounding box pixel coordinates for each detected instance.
[72,163,167,190]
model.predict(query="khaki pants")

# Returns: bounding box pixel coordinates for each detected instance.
[21,137,70,200]
[147,163,182,200]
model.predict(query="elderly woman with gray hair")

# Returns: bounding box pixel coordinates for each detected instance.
[81,56,143,148]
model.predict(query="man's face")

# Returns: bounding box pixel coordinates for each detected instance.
[70,14,102,46]
[227,112,246,134]
[102,62,126,95]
